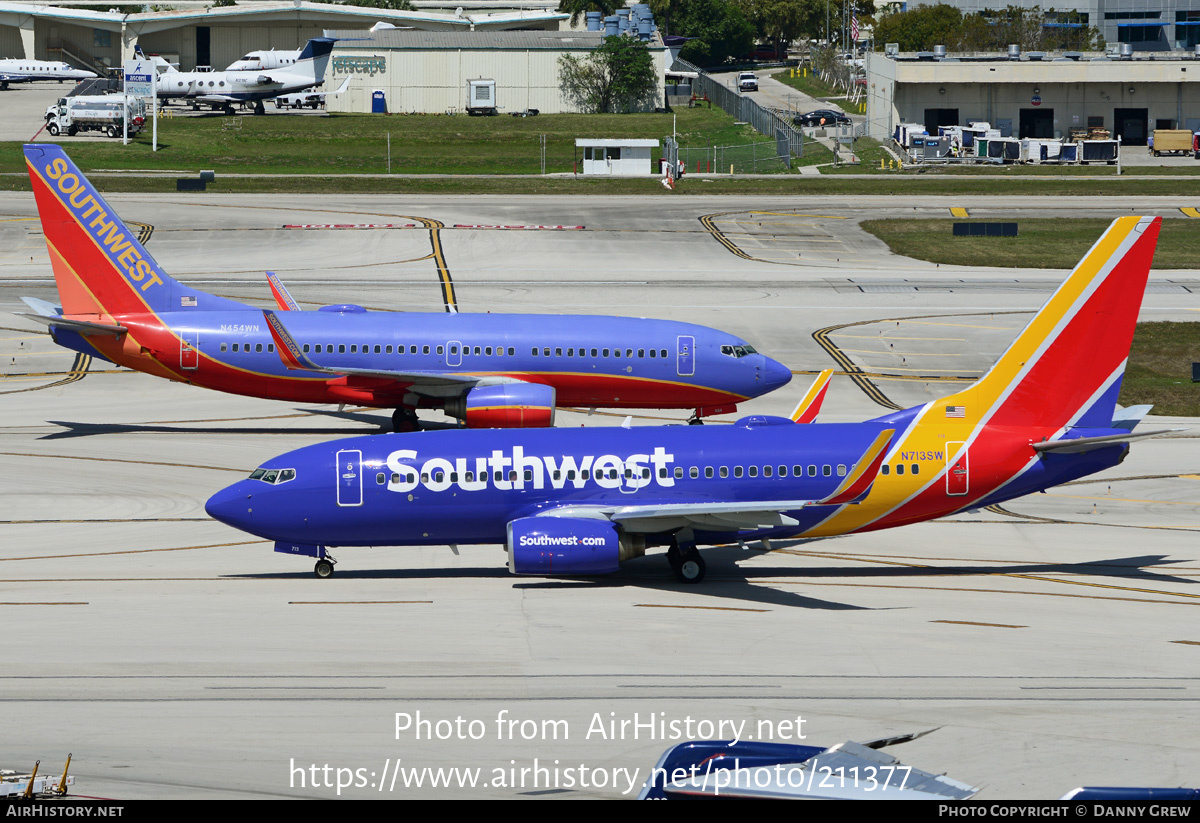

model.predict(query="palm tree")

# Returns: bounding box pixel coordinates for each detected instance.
[557,0,618,28]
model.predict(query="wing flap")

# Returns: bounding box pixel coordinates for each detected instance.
[1034,429,1184,453]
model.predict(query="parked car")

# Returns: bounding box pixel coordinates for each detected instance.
[794,109,852,127]
[737,71,758,92]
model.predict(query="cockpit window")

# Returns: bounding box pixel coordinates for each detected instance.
[721,344,757,358]
[250,468,296,484]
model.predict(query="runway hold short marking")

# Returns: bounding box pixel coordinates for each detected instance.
[284,223,423,229]
[450,224,584,230]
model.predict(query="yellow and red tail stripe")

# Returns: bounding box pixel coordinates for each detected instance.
[817,427,895,506]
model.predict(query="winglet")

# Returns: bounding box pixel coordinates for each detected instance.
[818,428,895,506]
[263,309,320,371]
[266,271,300,311]
[790,369,834,423]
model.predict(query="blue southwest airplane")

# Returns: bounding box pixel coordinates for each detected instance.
[18,144,791,430]
[205,216,1174,582]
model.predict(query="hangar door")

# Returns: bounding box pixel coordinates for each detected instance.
[1114,108,1149,145]
[924,108,959,135]
[1019,108,1054,139]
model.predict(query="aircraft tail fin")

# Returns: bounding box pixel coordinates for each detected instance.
[292,38,335,86]
[24,144,246,318]
[930,216,1160,435]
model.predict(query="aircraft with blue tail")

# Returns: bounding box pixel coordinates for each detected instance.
[205,216,1176,582]
[18,144,791,430]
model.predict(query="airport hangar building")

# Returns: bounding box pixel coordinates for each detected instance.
[322,28,668,115]
[865,49,1200,145]
[0,1,566,73]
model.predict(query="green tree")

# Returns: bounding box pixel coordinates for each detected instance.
[558,35,658,113]
[556,0,618,28]
[873,3,963,51]
[673,0,755,66]
[335,0,416,9]
[735,0,821,59]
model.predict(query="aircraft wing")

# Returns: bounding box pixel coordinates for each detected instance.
[535,429,894,533]
[262,309,480,394]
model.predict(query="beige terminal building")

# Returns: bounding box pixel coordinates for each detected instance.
[865,49,1200,144]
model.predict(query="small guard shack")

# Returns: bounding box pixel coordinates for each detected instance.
[576,138,659,176]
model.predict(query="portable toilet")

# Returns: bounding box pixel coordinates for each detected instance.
[371,89,387,114]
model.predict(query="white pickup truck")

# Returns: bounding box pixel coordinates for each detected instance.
[738,71,759,92]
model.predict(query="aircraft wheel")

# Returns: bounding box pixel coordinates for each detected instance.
[392,407,420,433]
[673,552,706,584]
[314,559,334,578]
[47,123,60,136]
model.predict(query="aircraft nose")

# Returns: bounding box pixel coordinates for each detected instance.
[205,481,258,534]
[759,356,793,393]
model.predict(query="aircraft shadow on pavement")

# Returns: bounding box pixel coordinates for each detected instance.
[226,547,1193,611]
[42,411,464,439]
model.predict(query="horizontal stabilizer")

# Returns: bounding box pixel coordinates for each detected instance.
[1111,404,1153,432]
[16,311,126,337]
[1033,429,1184,454]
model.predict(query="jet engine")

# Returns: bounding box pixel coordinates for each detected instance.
[445,383,556,428]
[507,517,645,575]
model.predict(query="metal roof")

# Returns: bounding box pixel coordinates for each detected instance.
[575,139,660,147]
[327,29,662,51]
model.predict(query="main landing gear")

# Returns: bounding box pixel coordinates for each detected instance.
[392,407,420,432]
[254,100,265,115]
[666,530,706,584]
[687,409,705,426]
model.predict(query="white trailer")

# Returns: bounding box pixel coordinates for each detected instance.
[467,78,497,116]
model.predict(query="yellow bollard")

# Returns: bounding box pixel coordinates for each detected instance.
[730,164,734,175]
[880,158,885,170]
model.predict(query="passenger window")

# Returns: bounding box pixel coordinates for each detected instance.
[532,348,539,356]
[591,349,598,357]
[638,349,645,357]
[837,465,847,476]
[255,343,263,353]
[705,467,713,478]
[486,347,493,356]
[543,348,550,357]
[437,345,443,355]
[508,347,515,355]
[649,349,656,358]
[689,467,699,479]
[376,473,386,485]
[450,346,458,355]
[423,346,430,355]
[581,470,590,480]
[391,473,400,484]
[674,467,683,479]
[387,345,393,354]
[659,468,667,478]
[421,472,429,482]
[465,471,475,482]
[339,345,346,354]
[720,467,728,478]
[912,464,920,475]
[823,465,832,477]
[734,466,743,478]
[351,345,357,353]
[749,466,758,478]
[763,466,773,478]
[808,465,817,477]
[555,348,562,356]
[220,343,227,352]
[896,464,905,476]
[450,473,458,482]
[779,465,787,477]
[474,347,480,355]
[524,470,533,481]
[661,349,668,358]
[567,348,574,357]
[508,471,517,482]
[301,344,308,353]
[881,465,890,476]
[410,346,417,354]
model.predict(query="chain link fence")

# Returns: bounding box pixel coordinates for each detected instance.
[672,58,804,161]
[678,141,791,174]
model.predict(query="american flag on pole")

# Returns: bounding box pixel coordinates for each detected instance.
[945,405,966,418]
[851,14,859,41]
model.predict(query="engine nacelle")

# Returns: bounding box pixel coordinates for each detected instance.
[507,517,630,576]
[445,383,556,428]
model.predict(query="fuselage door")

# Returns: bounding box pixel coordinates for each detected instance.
[945,442,969,496]
[446,340,461,367]
[180,330,199,370]
[620,461,644,494]
[336,449,363,507]
[677,335,695,377]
